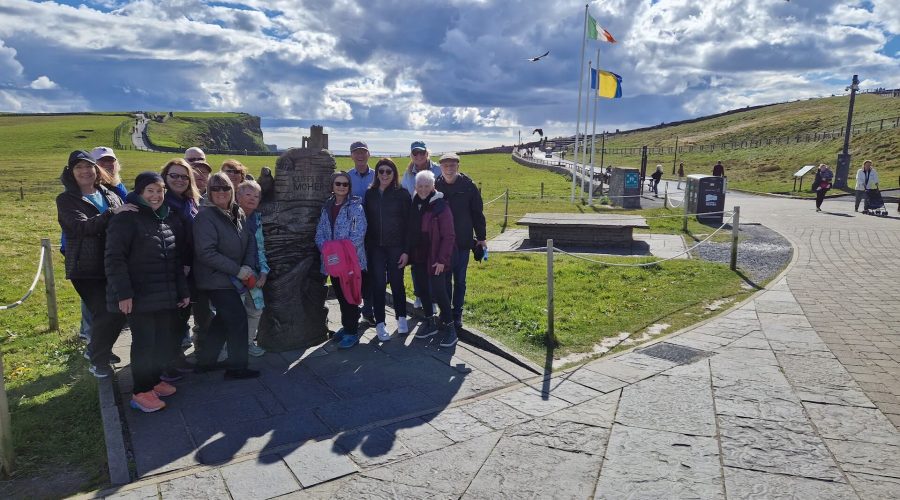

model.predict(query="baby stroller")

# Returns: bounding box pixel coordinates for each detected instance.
[862,188,889,217]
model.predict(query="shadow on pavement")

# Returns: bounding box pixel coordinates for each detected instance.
[112,307,533,480]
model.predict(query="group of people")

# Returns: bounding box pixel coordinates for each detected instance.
[56,140,485,414]
[315,141,486,351]
[813,160,885,213]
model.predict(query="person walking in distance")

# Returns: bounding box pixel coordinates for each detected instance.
[854,160,879,212]
[676,162,685,190]
[712,160,725,177]
[434,153,486,331]
[812,163,834,212]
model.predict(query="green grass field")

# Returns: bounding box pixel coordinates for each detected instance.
[569,94,900,194]
[0,114,753,496]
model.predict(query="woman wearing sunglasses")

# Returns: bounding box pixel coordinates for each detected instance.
[364,158,411,341]
[315,172,368,349]
[159,158,201,376]
[192,173,259,379]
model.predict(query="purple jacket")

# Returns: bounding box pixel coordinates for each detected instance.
[410,191,455,271]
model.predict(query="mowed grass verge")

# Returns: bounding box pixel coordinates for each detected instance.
[0,115,753,495]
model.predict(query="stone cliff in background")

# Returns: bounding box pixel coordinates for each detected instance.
[256,126,333,351]
[144,112,269,153]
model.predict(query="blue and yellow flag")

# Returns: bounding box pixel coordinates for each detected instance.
[590,69,622,99]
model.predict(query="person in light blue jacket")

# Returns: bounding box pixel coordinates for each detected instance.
[400,141,442,197]
[315,172,368,349]
[237,180,269,357]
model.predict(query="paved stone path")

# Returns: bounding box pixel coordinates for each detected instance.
[82,189,900,499]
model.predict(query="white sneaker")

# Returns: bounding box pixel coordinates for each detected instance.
[376,322,391,342]
[248,343,266,357]
[397,317,409,335]
[413,297,422,309]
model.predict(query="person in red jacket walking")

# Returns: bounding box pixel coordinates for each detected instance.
[409,170,457,347]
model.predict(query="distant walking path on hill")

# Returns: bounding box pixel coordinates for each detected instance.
[130,113,152,151]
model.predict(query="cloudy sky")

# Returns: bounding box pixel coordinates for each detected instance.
[0,0,898,154]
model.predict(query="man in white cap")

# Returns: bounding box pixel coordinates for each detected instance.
[184,146,212,196]
[435,152,486,334]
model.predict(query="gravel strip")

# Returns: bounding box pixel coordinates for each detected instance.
[692,223,792,285]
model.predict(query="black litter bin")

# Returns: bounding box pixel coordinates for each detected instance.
[685,174,725,224]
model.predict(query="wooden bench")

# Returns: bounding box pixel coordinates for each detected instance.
[516,213,649,246]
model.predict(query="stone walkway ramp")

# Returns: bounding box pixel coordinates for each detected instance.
[81,191,900,499]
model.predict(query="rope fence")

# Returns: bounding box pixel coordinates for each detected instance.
[0,246,45,311]
[0,239,59,331]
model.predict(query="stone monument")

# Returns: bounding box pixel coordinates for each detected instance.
[256,126,334,351]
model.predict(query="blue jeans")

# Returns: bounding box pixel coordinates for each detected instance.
[368,246,407,323]
[445,247,470,323]
[80,300,93,340]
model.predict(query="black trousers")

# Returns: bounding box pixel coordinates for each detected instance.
[412,263,451,324]
[198,289,248,370]
[815,189,827,209]
[368,245,408,323]
[71,279,126,366]
[129,311,176,394]
[331,276,361,334]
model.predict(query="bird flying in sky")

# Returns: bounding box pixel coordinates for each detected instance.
[526,51,550,62]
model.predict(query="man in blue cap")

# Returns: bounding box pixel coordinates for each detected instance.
[401,140,442,197]
[347,141,375,200]
[347,140,376,323]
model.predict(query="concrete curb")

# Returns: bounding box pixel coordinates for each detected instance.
[97,371,131,485]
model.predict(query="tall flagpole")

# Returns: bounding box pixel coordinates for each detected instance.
[580,59,592,200]
[571,4,589,203]
[589,49,599,204]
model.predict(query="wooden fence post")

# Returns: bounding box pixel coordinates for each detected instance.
[546,240,555,346]
[41,239,58,331]
[730,206,741,271]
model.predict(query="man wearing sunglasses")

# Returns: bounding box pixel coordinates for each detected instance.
[347,141,376,323]
[184,146,212,198]
[401,141,442,197]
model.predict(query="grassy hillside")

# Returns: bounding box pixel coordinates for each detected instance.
[144,112,268,152]
[573,94,900,194]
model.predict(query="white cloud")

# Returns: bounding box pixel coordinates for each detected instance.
[29,75,57,89]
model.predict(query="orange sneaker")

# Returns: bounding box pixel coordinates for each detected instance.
[130,392,165,413]
[153,381,177,397]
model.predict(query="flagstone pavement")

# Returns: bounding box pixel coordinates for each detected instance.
[81,187,900,499]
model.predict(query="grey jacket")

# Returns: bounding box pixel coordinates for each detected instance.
[192,204,255,291]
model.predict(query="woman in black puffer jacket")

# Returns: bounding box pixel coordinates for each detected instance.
[364,158,411,339]
[105,172,191,413]
[56,150,136,379]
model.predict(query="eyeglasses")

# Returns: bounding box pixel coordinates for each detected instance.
[223,169,240,175]
[333,181,350,187]
[167,173,190,181]
[209,185,232,192]
[377,169,393,175]
[412,151,427,157]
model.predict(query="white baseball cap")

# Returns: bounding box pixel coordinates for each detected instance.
[90,146,117,161]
